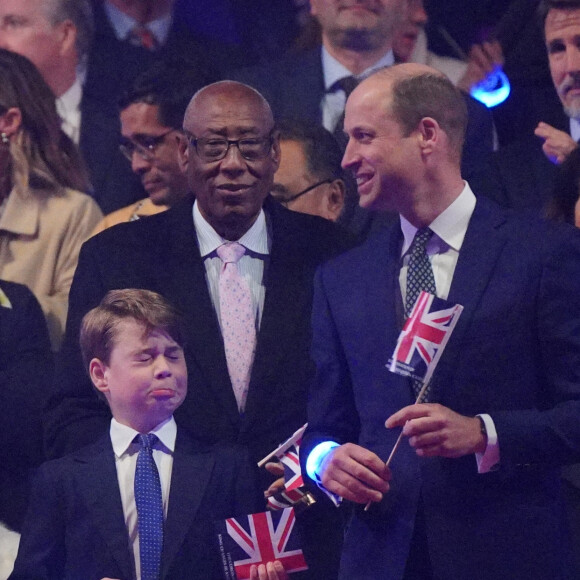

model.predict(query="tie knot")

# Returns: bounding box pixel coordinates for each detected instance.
[128,25,159,50]
[137,433,157,450]
[217,242,246,264]
[410,227,433,255]
[330,76,359,98]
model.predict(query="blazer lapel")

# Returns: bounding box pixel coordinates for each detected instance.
[75,437,134,579]
[435,199,508,399]
[161,433,216,576]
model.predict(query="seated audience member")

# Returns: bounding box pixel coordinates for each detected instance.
[392,0,504,93]
[0,280,53,538]
[272,120,346,222]
[10,289,287,580]
[232,0,495,180]
[0,0,145,214]
[86,0,230,106]
[471,0,580,215]
[92,59,207,235]
[272,119,392,240]
[0,49,102,350]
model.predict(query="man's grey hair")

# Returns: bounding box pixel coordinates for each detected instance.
[44,0,94,60]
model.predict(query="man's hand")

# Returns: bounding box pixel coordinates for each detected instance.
[534,122,578,164]
[264,461,285,498]
[457,40,504,93]
[386,404,486,458]
[319,443,391,504]
[250,561,289,580]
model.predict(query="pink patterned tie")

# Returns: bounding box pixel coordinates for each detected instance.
[217,242,256,412]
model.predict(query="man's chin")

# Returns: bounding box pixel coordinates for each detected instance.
[563,100,580,121]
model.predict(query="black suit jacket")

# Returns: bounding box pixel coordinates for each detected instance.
[0,281,53,531]
[301,196,580,579]
[231,47,495,180]
[46,198,351,463]
[470,108,568,214]
[10,430,263,580]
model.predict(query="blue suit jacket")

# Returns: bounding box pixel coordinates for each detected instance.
[232,48,495,180]
[301,196,580,579]
[10,430,263,580]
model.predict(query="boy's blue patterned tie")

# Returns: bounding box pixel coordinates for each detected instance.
[135,433,163,580]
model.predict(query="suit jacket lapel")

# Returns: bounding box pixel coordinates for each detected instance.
[161,433,215,576]
[75,437,134,579]
[436,199,508,400]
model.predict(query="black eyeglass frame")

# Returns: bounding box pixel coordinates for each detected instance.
[185,131,275,162]
[119,128,177,162]
[280,179,333,206]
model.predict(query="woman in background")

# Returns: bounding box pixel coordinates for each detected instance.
[0,49,102,350]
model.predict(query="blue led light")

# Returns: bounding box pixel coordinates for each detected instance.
[305,440,339,481]
[470,67,511,108]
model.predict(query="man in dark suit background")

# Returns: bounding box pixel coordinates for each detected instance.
[0,0,143,214]
[45,80,350,578]
[232,0,495,182]
[300,64,580,579]
[472,0,580,214]
[0,281,52,534]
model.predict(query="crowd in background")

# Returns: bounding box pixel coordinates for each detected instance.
[2,0,580,578]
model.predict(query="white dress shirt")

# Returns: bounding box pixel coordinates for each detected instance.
[320,46,395,132]
[111,416,176,580]
[56,73,83,144]
[399,182,499,473]
[193,200,270,330]
[104,0,172,45]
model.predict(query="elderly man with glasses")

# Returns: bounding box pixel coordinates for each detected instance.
[46,80,352,579]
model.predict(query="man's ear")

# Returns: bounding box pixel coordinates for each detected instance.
[270,130,281,171]
[177,134,189,172]
[324,179,346,221]
[417,117,438,154]
[57,19,77,57]
[0,107,22,137]
[89,358,109,394]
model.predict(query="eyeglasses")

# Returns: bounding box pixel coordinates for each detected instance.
[186,133,274,162]
[119,128,176,162]
[279,179,332,206]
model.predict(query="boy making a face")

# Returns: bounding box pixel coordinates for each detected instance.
[11,289,287,580]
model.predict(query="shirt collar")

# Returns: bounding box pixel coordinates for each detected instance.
[56,74,83,119]
[569,118,580,143]
[193,200,270,258]
[110,415,177,458]
[321,45,394,91]
[104,1,172,45]
[400,182,477,256]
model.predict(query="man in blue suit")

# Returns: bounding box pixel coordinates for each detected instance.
[301,63,580,579]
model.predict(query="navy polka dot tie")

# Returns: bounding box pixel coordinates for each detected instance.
[135,433,163,580]
[405,227,436,400]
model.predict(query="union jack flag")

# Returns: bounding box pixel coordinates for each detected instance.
[215,508,308,579]
[257,424,311,511]
[388,291,463,383]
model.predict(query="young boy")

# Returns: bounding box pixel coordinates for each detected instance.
[10,289,287,580]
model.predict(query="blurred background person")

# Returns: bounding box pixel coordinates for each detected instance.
[393,0,504,93]
[92,58,207,235]
[0,49,102,350]
[272,120,346,222]
[0,280,53,577]
[0,0,146,215]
